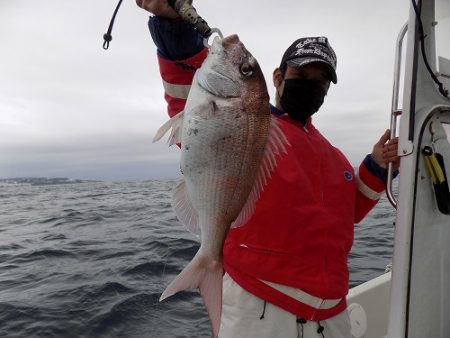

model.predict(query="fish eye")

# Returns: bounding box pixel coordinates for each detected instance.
[240,63,254,77]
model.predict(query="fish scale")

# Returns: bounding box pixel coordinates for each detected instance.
[153,34,289,337]
[183,113,264,222]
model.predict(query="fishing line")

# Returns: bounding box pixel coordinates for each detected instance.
[411,0,449,98]
[159,241,172,279]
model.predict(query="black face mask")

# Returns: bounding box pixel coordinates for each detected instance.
[279,79,327,125]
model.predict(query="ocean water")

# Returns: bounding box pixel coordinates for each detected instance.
[0,180,396,338]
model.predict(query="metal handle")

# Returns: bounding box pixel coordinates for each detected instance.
[169,0,212,38]
[168,0,223,47]
[387,22,408,209]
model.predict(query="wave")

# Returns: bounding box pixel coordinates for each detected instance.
[0,179,396,338]
[122,261,180,278]
[86,292,210,338]
[10,249,77,263]
[0,302,79,338]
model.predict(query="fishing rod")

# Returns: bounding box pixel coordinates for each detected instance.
[102,0,222,50]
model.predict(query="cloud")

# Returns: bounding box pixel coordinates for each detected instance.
[0,0,419,180]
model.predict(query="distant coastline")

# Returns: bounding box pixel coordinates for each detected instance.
[0,177,101,186]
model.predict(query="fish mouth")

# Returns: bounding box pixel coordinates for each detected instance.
[209,34,239,53]
[221,34,240,48]
[196,36,241,98]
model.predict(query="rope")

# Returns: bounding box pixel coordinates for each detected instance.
[317,320,325,337]
[103,0,124,50]
[411,0,449,98]
[296,318,306,337]
[259,301,267,320]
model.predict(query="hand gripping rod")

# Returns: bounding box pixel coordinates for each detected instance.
[168,0,223,46]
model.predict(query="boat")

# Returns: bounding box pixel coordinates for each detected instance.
[346,0,450,337]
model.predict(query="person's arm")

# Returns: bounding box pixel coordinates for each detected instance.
[137,0,208,117]
[149,16,207,117]
[136,0,179,18]
[354,130,400,223]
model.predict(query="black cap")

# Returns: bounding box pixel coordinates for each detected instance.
[280,36,337,83]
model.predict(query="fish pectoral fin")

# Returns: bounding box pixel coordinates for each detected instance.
[153,111,184,146]
[231,116,290,228]
[159,256,223,338]
[172,179,200,237]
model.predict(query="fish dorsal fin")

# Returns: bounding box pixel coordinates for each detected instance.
[172,179,200,238]
[232,116,290,228]
[153,111,184,146]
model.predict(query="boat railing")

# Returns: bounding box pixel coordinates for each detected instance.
[387,22,409,209]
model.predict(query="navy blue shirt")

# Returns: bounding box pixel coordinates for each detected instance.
[148,16,204,60]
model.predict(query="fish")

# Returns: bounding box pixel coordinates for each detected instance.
[153,34,289,337]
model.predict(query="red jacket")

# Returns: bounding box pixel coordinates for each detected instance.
[223,114,384,320]
[156,50,385,321]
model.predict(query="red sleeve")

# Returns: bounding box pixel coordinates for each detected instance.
[157,49,209,117]
[354,160,386,223]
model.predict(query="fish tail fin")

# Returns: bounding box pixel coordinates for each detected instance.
[199,262,223,337]
[159,255,223,337]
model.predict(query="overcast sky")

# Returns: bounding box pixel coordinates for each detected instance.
[1,1,448,181]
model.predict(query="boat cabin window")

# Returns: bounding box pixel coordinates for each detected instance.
[436,0,450,81]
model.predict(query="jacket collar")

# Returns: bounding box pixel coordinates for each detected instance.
[269,104,313,130]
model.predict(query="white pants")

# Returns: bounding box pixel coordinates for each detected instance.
[219,274,352,338]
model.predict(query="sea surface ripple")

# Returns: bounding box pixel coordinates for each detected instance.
[0,180,396,337]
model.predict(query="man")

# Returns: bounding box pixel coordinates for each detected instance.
[137,1,400,337]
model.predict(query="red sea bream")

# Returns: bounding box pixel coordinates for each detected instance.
[153,34,289,337]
